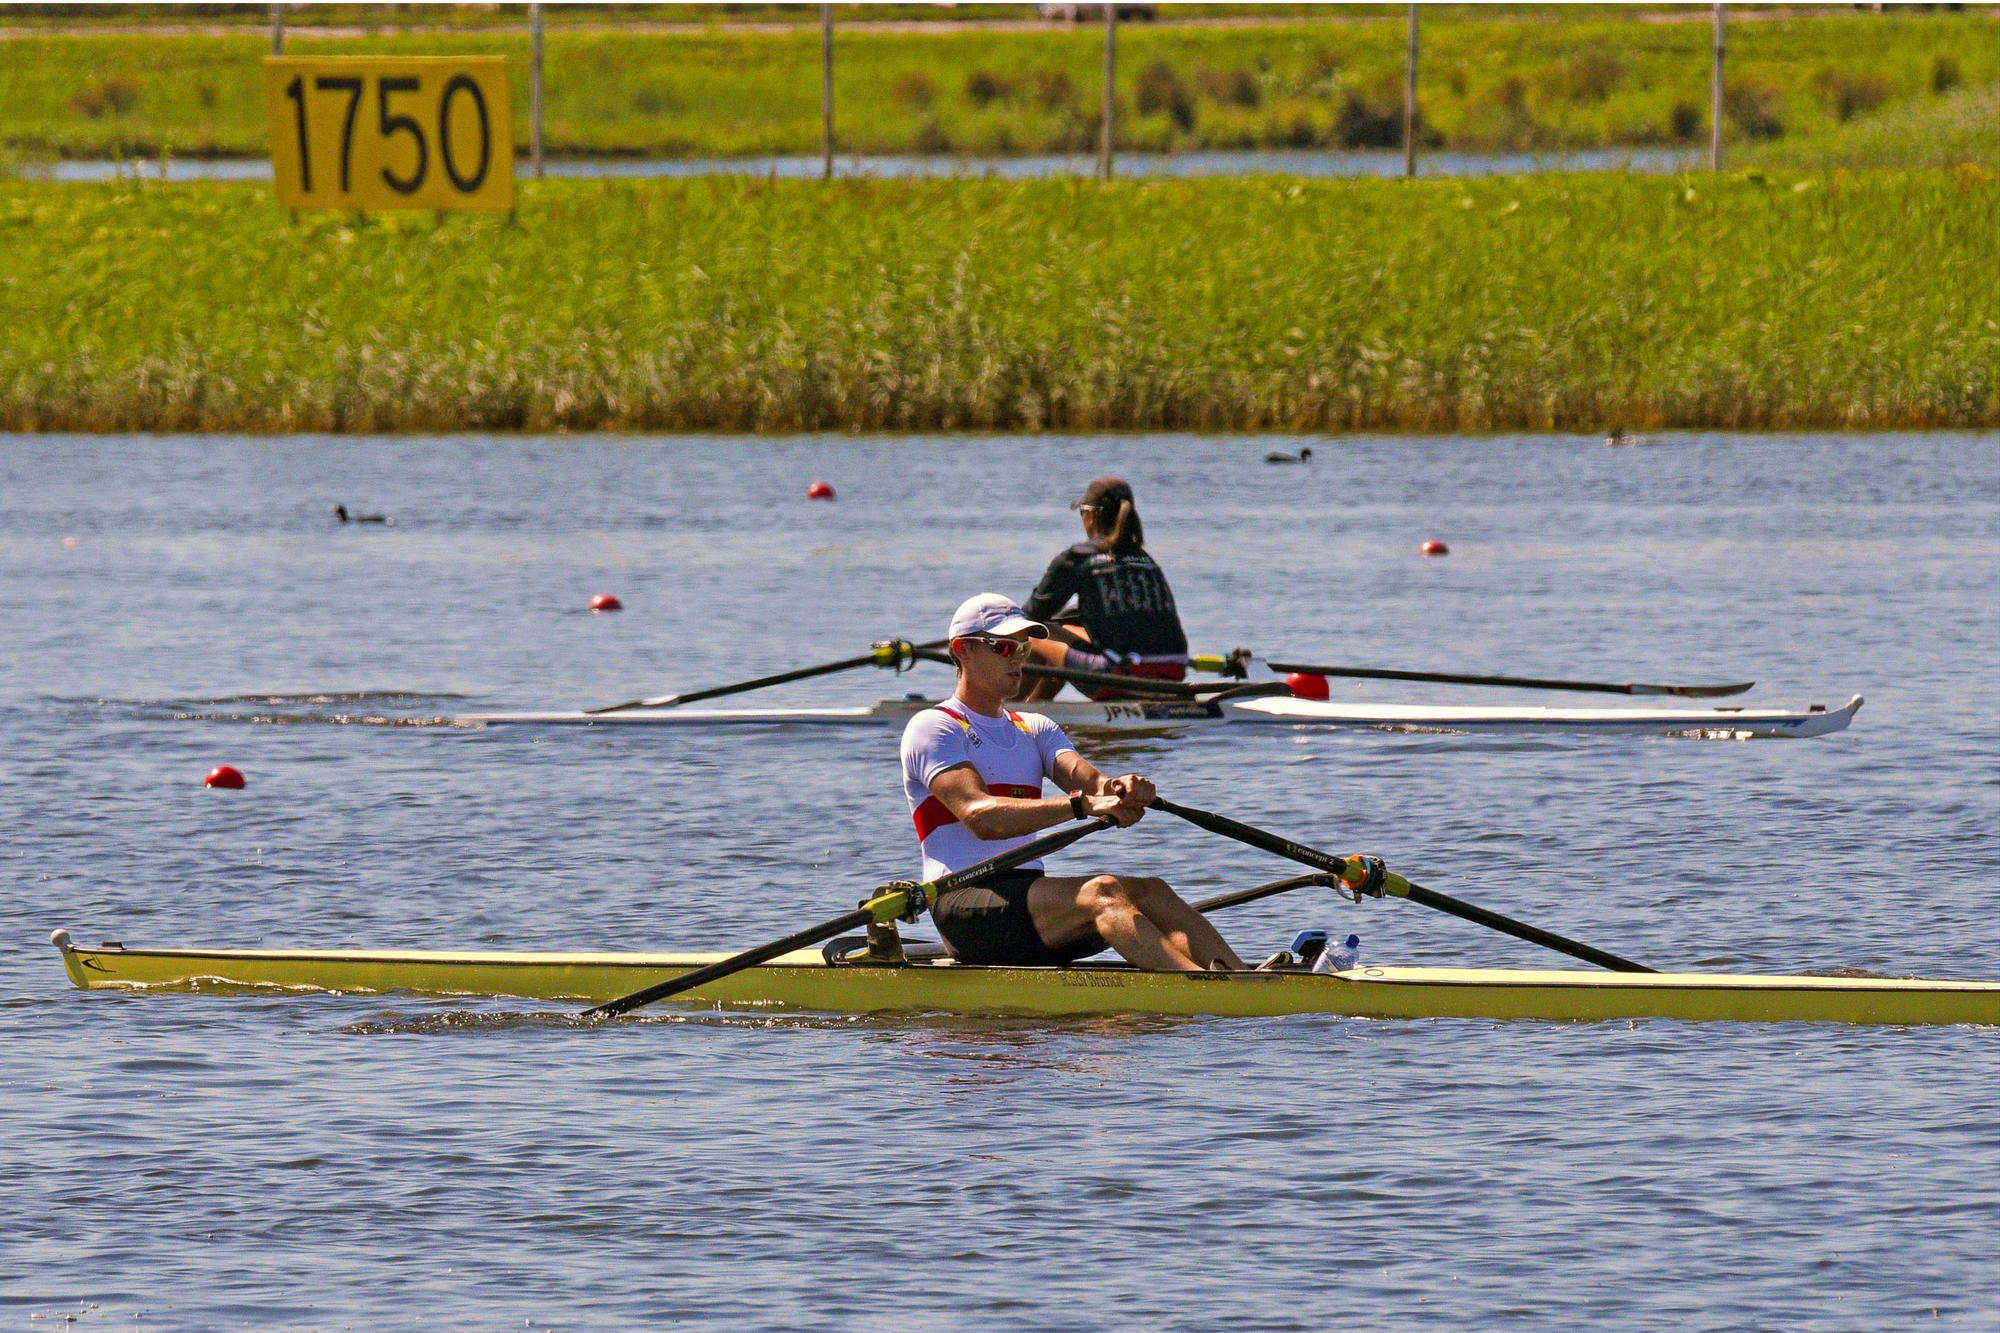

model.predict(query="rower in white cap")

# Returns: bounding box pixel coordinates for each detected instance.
[898,592,1249,973]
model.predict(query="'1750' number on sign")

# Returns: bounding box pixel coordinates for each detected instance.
[263,57,514,212]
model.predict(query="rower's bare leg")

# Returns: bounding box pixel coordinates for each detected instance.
[1127,877,1248,971]
[1027,874,1240,973]
[1015,625,1091,703]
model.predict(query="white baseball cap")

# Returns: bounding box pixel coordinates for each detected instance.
[948,593,1048,641]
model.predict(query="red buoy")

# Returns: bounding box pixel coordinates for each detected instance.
[203,765,246,789]
[589,593,623,613]
[1285,672,1331,702]
[806,481,836,501]
[1420,539,1450,557]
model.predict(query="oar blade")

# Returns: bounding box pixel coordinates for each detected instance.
[584,692,681,716]
[1628,681,1756,698]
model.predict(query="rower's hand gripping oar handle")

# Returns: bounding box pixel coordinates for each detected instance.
[884,815,1121,921]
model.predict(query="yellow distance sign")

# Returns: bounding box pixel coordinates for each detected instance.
[263,56,513,212]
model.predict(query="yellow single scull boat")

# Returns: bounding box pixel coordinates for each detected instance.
[51,930,2000,1025]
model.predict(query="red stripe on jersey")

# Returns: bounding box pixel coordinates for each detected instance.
[912,783,1044,840]
[913,795,957,841]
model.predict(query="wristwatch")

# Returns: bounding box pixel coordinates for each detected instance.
[1070,792,1089,820]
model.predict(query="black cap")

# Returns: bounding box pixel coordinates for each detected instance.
[1069,476,1133,511]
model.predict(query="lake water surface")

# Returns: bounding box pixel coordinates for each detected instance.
[3,431,1996,1329]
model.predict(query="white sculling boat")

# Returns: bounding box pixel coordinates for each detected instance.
[459,691,1863,738]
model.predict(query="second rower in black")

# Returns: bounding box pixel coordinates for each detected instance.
[1017,476,1189,703]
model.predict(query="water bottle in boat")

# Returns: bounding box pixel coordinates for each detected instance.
[1314,934,1361,973]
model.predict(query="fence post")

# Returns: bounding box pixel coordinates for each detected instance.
[530,3,545,180]
[1710,2,1725,171]
[822,4,835,182]
[1403,3,1419,178]
[1100,4,1116,180]
[270,3,283,55]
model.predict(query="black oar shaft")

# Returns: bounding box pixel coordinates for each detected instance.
[658,650,901,708]
[930,816,1118,892]
[1263,661,1752,699]
[1023,662,1199,696]
[1152,796,1653,974]
[910,648,1206,700]
[588,905,879,1018]
[1151,796,1350,876]
[586,817,1117,1018]
[589,638,945,714]
[1020,666,1291,705]
[1193,874,1329,914]
[1396,883,1649,974]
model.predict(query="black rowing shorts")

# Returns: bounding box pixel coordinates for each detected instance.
[930,869,1107,966]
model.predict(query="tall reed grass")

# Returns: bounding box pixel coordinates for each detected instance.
[4,172,1997,433]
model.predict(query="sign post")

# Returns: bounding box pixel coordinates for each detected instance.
[1100,4,1115,181]
[263,56,515,212]
[530,6,544,180]
[1403,3,1419,179]
[1710,4,1726,171]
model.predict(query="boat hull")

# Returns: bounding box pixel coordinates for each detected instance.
[52,931,1996,1025]
[458,693,1862,739]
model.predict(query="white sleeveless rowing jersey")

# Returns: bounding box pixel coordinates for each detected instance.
[900,699,1078,881]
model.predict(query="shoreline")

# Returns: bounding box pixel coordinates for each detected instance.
[5,13,1991,164]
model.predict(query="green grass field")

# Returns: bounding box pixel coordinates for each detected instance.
[5,171,1995,433]
[2,8,1993,162]
[1747,81,2000,172]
